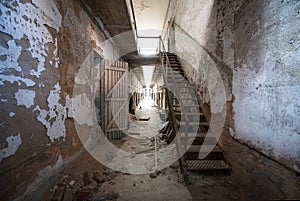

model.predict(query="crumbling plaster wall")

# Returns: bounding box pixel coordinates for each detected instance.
[163,0,300,198]
[0,0,119,200]
[232,0,300,168]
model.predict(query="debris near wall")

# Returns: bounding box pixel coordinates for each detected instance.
[49,169,119,201]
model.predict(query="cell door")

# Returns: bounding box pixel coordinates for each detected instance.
[102,60,128,140]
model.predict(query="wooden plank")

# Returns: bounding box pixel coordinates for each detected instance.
[100,59,105,129]
[105,97,127,101]
[103,60,128,136]
[105,72,126,97]
[105,127,128,132]
[105,66,127,71]
[106,101,127,129]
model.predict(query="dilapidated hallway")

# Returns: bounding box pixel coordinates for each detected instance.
[0,0,300,201]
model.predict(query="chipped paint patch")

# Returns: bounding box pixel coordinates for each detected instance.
[0,75,36,86]
[33,83,66,142]
[34,83,66,142]
[9,112,15,117]
[32,0,62,32]
[66,94,94,127]
[15,89,36,108]
[0,0,62,82]
[33,83,95,141]
[0,133,22,161]
[0,39,22,72]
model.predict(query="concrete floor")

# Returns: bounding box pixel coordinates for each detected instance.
[41,98,243,201]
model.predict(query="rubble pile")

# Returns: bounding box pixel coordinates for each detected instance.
[49,169,119,201]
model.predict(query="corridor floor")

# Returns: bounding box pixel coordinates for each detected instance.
[42,99,242,201]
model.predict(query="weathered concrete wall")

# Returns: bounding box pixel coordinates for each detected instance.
[232,0,300,168]
[163,0,300,198]
[0,0,121,200]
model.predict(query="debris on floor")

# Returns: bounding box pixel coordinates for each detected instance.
[48,169,120,201]
[44,99,242,201]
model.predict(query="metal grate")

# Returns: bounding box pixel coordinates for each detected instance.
[187,160,230,170]
[187,145,221,153]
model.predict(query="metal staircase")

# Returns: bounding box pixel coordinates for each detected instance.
[159,46,231,183]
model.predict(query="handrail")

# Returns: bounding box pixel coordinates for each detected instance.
[129,0,138,40]
[159,36,188,135]
[159,36,188,181]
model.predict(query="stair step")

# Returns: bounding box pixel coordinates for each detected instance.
[163,60,178,63]
[167,77,187,81]
[186,160,230,171]
[171,86,193,89]
[178,132,207,138]
[167,74,185,77]
[179,97,198,101]
[163,58,179,61]
[170,67,183,70]
[180,137,217,146]
[163,60,180,63]
[167,83,190,86]
[175,112,203,116]
[186,145,221,153]
[175,91,194,93]
[167,76,189,80]
[163,54,177,58]
[173,104,198,107]
[171,69,183,72]
[164,63,181,66]
[168,80,189,84]
[177,121,209,126]
[186,151,223,161]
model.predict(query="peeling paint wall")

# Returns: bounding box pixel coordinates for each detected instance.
[0,133,22,161]
[0,0,64,182]
[232,0,300,167]
[0,0,122,200]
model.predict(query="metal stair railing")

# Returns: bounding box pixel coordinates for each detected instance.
[159,36,189,184]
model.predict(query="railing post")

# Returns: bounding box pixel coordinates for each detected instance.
[159,35,161,54]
